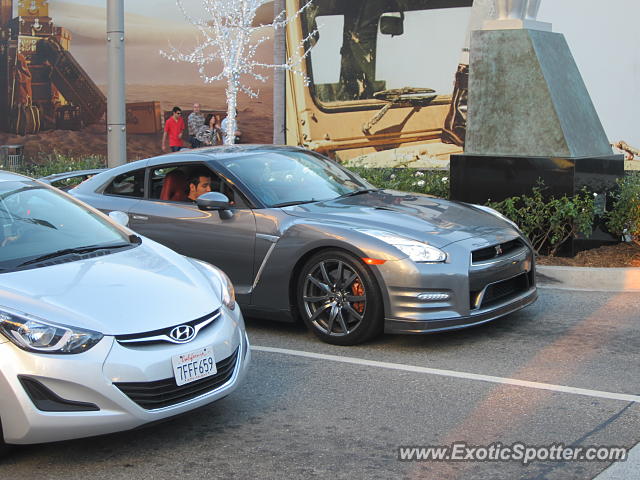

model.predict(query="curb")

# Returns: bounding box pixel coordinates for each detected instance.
[537,265,640,292]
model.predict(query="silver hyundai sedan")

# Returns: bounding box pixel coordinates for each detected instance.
[0,171,250,452]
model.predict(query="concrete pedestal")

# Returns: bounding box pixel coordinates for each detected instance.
[451,154,624,203]
[453,28,623,255]
[451,153,624,255]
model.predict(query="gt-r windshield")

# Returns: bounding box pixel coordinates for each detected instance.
[221,150,374,208]
[0,181,132,271]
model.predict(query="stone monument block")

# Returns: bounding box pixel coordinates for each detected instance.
[465,29,612,158]
[451,25,623,254]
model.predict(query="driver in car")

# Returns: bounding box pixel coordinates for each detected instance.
[187,169,213,202]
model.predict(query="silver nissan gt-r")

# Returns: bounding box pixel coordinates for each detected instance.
[64,145,537,345]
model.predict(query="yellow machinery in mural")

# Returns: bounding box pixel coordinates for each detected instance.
[285,0,472,166]
[0,0,106,134]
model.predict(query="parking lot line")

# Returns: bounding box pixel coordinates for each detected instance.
[252,346,640,404]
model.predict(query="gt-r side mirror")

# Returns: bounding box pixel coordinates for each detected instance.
[197,192,234,219]
[109,210,130,227]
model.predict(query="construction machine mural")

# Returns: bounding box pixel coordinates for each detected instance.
[285,0,474,166]
[0,0,276,160]
[0,0,106,135]
[0,1,635,165]
[0,0,477,164]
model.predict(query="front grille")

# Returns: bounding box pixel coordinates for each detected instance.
[115,310,220,346]
[114,348,238,410]
[472,239,525,263]
[471,272,531,310]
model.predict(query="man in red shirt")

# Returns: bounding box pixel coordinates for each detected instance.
[162,106,186,152]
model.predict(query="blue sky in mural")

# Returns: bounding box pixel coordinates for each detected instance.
[33,0,277,85]
[46,0,266,21]
[45,0,184,20]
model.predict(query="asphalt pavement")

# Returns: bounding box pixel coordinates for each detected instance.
[1,288,639,480]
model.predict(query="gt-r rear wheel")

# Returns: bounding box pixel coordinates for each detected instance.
[297,250,383,345]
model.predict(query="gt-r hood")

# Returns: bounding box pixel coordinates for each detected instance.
[0,240,222,335]
[283,190,517,248]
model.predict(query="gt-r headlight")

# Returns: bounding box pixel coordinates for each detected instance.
[191,259,236,310]
[356,229,447,263]
[0,308,103,354]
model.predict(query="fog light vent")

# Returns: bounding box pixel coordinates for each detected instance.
[18,376,99,412]
[417,292,451,302]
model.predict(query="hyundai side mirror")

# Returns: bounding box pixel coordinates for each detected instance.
[109,210,130,227]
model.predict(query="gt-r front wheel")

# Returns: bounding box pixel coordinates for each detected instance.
[297,250,383,345]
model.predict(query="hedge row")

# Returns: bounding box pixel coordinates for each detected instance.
[353,167,640,256]
[13,156,640,257]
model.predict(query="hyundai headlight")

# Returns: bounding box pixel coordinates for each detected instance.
[0,308,103,354]
[356,229,447,263]
[191,260,236,310]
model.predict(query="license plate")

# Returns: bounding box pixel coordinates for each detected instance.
[172,346,217,386]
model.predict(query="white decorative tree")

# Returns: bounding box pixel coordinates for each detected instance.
[162,0,315,145]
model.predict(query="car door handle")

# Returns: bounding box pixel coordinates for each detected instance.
[131,215,148,221]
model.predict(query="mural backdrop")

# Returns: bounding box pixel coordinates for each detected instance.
[0,0,638,162]
[0,0,276,160]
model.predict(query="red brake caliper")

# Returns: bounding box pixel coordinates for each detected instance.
[350,280,365,313]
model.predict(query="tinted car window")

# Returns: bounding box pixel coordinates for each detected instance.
[221,151,370,207]
[104,169,146,198]
[0,181,130,271]
[150,164,247,208]
[151,166,186,201]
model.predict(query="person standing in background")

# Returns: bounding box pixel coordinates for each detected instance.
[196,113,224,146]
[187,103,205,148]
[162,106,185,152]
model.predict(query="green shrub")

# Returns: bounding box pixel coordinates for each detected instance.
[348,167,450,199]
[606,171,640,243]
[16,153,106,179]
[487,185,595,256]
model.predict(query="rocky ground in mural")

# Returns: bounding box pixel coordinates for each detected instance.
[0,84,274,161]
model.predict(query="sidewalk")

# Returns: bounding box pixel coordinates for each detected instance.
[537,265,640,292]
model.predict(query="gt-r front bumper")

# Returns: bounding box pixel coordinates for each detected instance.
[385,287,537,333]
[378,235,537,334]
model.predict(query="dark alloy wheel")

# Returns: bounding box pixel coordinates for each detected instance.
[297,250,383,345]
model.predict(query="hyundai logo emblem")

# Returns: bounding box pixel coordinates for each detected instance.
[169,325,196,343]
